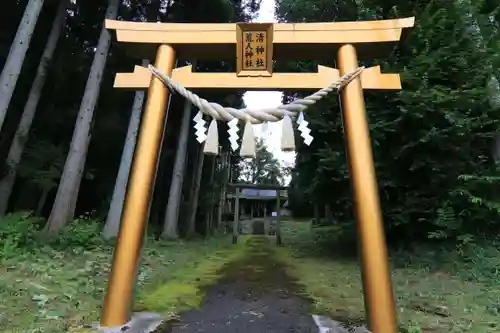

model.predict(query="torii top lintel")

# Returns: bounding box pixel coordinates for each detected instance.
[105,17,415,61]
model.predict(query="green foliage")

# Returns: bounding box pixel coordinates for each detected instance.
[0,212,105,259]
[17,141,65,193]
[52,217,104,249]
[391,238,500,286]
[281,0,500,245]
[0,231,233,333]
[0,212,41,258]
[238,138,289,185]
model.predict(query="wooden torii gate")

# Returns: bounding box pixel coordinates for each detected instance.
[101,17,415,333]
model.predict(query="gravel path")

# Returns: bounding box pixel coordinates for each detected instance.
[170,237,318,333]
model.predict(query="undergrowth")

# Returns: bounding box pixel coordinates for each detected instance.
[277,221,500,333]
[3,213,499,333]
[0,212,235,333]
[0,211,106,260]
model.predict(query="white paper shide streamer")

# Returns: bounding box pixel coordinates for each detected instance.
[297,112,313,146]
[228,118,239,151]
[193,111,207,143]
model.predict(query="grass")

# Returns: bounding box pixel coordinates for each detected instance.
[0,234,239,333]
[2,217,499,333]
[277,220,500,333]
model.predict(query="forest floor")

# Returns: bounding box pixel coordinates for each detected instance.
[277,222,499,333]
[0,221,498,333]
[0,234,237,333]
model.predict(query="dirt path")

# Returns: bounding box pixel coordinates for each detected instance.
[170,236,318,333]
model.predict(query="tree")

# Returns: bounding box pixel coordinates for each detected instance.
[103,62,147,239]
[45,0,119,234]
[68,132,92,219]
[185,141,206,238]
[161,100,193,239]
[0,0,46,132]
[452,0,500,157]
[0,0,259,237]
[279,0,500,243]
[238,138,287,185]
[17,141,65,216]
[0,0,67,216]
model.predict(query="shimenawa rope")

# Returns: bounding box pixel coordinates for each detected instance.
[148,65,364,124]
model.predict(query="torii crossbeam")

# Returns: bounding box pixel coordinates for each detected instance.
[101,17,415,333]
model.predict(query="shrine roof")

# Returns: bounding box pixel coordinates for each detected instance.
[226,188,288,200]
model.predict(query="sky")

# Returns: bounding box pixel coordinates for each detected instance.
[242,0,296,168]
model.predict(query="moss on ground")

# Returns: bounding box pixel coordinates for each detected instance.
[213,236,309,296]
[136,235,305,314]
[135,240,247,314]
[132,235,310,333]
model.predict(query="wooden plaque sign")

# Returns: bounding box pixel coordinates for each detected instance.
[236,23,273,77]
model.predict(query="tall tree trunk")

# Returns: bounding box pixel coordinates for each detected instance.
[0,0,45,131]
[186,143,205,238]
[215,151,228,230]
[45,0,119,234]
[204,154,217,236]
[35,188,50,216]
[313,204,319,224]
[161,100,193,239]
[68,133,92,219]
[325,204,332,223]
[179,154,197,233]
[0,0,66,216]
[103,60,148,239]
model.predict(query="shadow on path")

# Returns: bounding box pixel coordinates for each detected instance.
[170,236,318,333]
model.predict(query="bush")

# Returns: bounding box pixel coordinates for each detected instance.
[50,217,105,250]
[391,238,500,285]
[289,223,358,258]
[0,212,43,259]
[0,212,107,259]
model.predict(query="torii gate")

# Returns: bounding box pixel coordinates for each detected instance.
[101,17,414,333]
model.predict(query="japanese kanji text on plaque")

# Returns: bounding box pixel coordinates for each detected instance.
[236,23,273,76]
